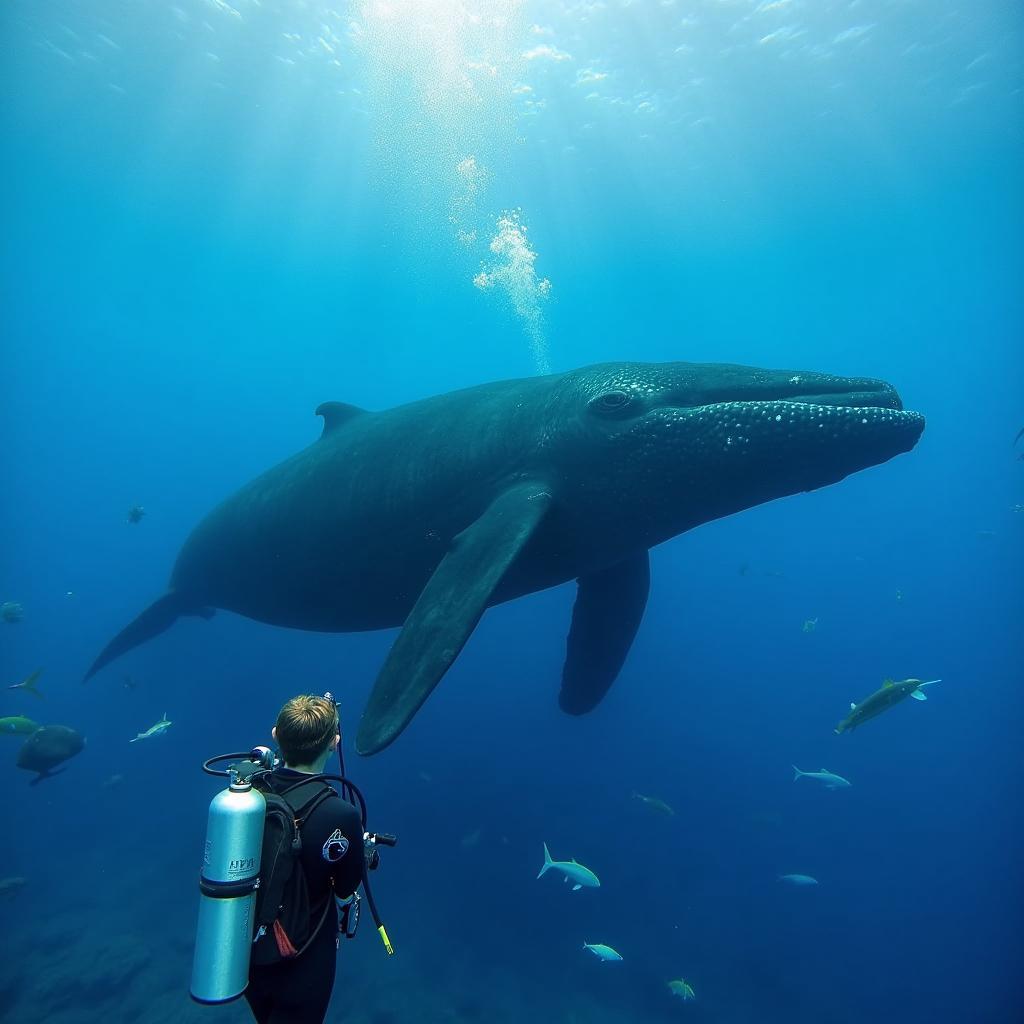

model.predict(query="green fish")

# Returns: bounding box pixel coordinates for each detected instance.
[0,716,40,736]
[836,678,939,734]
[667,978,696,1001]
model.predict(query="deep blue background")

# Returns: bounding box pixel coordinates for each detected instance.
[1,3,1021,1022]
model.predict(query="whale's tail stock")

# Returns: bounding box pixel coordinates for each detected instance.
[83,592,214,682]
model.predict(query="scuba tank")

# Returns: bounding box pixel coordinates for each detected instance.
[189,748,273,1004]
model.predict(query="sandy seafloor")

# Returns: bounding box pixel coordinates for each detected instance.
[0,889,699,1024]
[0,903,847,1024]
[0,792,836,1024]
[0,834,862,1024]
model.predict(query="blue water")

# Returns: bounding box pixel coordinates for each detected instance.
[2,2,1022,1022]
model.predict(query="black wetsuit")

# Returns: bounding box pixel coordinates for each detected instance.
[245,768,364,1024]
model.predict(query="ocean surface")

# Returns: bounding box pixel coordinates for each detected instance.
[1,2,1022,1022]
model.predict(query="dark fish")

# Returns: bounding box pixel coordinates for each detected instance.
[127,506,146,524]
[1,601,23,624]
[631,791,675,816]
[16,725,85,784]
[0,877,26,898]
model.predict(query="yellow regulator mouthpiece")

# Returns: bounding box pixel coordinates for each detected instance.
[377,924,394,955]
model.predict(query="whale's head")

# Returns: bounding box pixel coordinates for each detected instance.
[547,361,925,549]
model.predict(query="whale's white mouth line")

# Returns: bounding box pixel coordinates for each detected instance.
[704,399,923,422]
[781,400,919,417]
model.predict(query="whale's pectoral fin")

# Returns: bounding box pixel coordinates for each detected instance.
[559,550,650,715]
[83,592,205,682]
[356,483,553,755]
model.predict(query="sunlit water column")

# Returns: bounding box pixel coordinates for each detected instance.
[349,0,553,373]
[473,209,552,373]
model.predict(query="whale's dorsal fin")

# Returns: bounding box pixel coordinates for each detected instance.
[316,402,368,438]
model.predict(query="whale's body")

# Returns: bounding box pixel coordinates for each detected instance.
[84,361,924,753]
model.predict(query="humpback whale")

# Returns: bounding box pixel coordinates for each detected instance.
[84,361,924,754]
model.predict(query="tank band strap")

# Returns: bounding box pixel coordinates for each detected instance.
[199,874,260,900]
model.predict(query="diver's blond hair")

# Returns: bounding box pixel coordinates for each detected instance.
[275,695,338,766]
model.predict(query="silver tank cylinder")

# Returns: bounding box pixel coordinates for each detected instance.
[190,779,266,1004]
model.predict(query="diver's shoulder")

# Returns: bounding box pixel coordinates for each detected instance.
[332,794,363,829]
[305,785,361,826]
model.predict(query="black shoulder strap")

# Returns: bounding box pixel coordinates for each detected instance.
[277,777,338,822]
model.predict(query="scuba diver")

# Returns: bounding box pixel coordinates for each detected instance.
[191,694,394,1024]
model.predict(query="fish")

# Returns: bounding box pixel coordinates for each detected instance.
[0,715,41,736]
[835,678,940,734]
[632,790,676,816]
[0,877,27,898]
[16,724,85,784]
[459,828,483,848]
[792,766,851,789]
[583,942,622,962]
[537,842,600,890]
[130,712,172,742]
[779,874,819,886]
[1,601,23,624]
[83,362,924,756]
[667,978,696,1001]
[7,668,44,699]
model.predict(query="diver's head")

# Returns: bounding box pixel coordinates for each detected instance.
[272,694,340,771]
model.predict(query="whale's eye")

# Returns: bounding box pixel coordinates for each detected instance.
[589,390,633,415]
